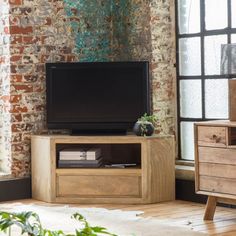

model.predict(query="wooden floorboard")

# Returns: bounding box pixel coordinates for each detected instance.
[1,199,236,235]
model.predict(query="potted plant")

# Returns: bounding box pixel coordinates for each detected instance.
[0,211,117,236]
[133,113,157,136]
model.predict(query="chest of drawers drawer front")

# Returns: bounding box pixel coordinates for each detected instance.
[198,146,236,165]
[199,176,236,195]
[199,163,236,179]
[197,126,226,147]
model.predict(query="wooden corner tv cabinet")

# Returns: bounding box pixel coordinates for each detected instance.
[194,120,236,220]
[31,134,175,204]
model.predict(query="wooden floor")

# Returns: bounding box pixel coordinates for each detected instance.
[2,199,236,235]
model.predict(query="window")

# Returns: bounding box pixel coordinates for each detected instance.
[176,0,236,160]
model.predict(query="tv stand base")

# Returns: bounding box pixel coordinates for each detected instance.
[31,134,175,204]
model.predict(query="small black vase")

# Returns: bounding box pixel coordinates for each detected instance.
[133,121,154,136]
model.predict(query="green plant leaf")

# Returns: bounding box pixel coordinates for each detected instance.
[0,211,118,236]
[91,226,117,235]
[138,113,157,124]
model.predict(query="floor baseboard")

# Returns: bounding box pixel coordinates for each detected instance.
[0,177,31,202]
[175,179,207,203]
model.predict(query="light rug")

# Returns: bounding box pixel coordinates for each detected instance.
[0,203,207,236]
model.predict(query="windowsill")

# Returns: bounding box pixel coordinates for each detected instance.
[175,160,195,181]
[0,173,12,180]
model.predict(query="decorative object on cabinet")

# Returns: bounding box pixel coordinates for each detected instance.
[221,44,236,121]
[133,113,157,136]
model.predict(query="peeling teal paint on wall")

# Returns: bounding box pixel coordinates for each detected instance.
[111,0,133,60]
[63,0,135,61]
[63,1,112,61]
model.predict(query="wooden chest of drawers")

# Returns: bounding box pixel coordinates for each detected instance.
[194,120,236,220]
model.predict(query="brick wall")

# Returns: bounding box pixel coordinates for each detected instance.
[0,0,11,175]
[1,0,77,177]
[150,0,176,135]
[0,0,176,177]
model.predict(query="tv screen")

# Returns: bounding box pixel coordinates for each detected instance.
[46,61,150,134]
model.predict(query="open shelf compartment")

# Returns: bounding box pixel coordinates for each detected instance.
[56,143,141,169]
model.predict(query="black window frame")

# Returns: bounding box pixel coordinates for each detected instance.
[176,0,236,160]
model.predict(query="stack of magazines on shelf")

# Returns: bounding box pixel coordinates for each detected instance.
[58,147,103,168]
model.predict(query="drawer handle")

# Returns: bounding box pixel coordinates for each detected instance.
[212,135,221,143]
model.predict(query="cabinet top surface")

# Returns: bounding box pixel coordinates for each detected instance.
[31,134,173,141]
[195,120,236,127]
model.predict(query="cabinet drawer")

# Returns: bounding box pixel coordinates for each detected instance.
[199,162,236,178]
[57,175,141,198]
[197,126,226,147]
[198,146,236,165]
[199,176,236,195]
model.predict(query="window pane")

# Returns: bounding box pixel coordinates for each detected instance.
[179,37,201,76]
[205,0,228,30]
[231,34,236,43]
[178,0,200,34]
[180,122,195,160]
[205,79,228,119]
[204,35,227,75]
[180,80,202,118]
[232,0,236,28]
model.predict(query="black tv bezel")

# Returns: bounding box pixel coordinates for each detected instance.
[46,61,150,134]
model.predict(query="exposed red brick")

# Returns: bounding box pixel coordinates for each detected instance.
[67,55,76,62]
[11,35,22,44]
[11,84,34,93]
[9,0,22,5]
[11,55,22,62]
[11,105,28,113]
[11,123,34,132]
[11,65,17,73]
[10,95,22,103]
[11,114,23,122]
[23,36,41,44]
[10,26,33,35]
[10,74,23,82]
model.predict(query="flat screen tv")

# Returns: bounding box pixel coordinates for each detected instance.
[46,61,150,134]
